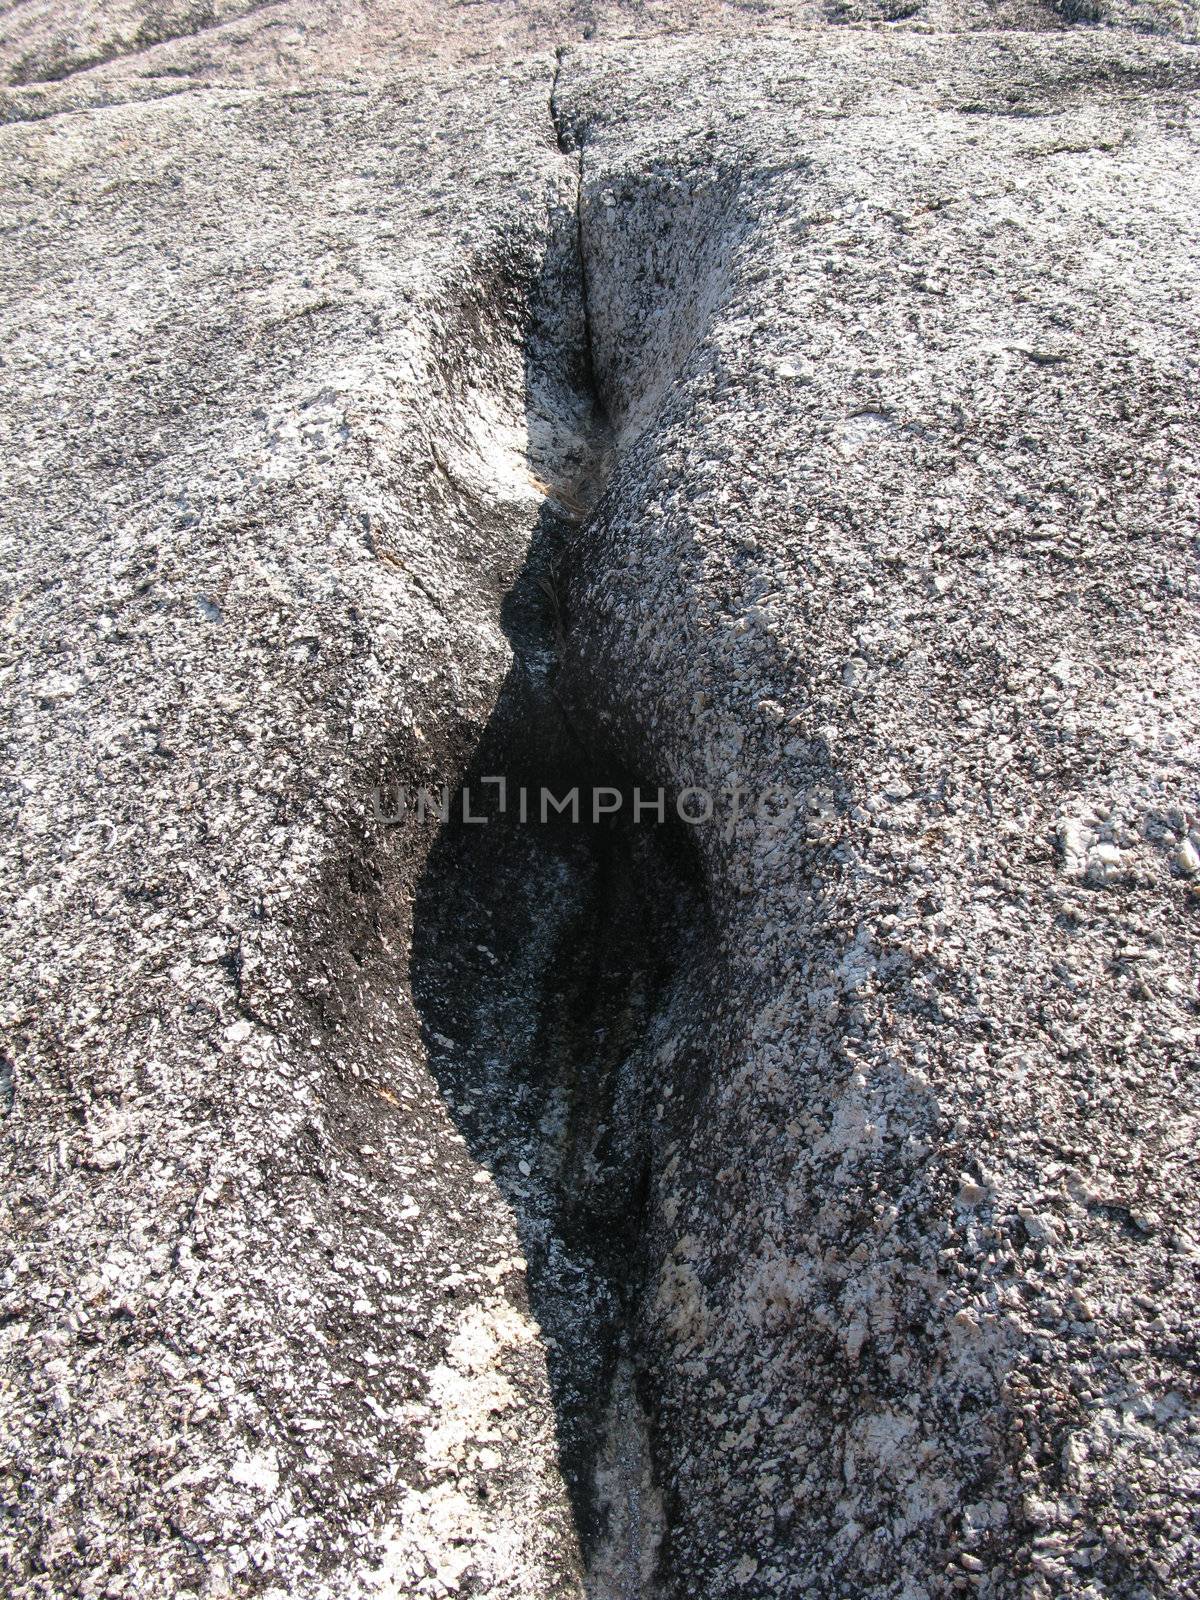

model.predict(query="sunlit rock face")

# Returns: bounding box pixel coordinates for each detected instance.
[1,4,1198,1599]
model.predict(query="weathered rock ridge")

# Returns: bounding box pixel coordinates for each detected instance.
[0,4,1198,1599]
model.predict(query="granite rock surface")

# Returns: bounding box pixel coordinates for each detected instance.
[0,4,1198,1598]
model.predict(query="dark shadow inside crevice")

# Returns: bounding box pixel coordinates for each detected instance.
[409,480,708,1580]
[406,153,741,1587]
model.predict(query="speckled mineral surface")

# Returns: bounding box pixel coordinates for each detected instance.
[1,2,1198,1597]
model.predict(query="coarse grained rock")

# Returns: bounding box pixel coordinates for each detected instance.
[557,34,1200,1596]
[0,47,602,1600]
[0,6,1197,1600]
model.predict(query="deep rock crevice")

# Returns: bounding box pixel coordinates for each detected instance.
[407,81,721,1594]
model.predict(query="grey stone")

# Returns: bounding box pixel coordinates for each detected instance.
[1,4,1198,1599]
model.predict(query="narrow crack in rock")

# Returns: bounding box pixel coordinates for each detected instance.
[407,60,710,1597]
[3,18,1199,1600]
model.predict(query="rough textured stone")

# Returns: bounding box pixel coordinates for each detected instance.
[0,4,1197,1599]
